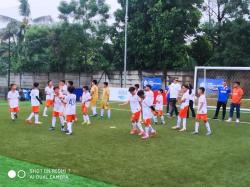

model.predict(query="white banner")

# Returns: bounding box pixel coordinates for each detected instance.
[109,87,130,102]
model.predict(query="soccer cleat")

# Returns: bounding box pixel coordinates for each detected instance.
[171,126,180,130]
[26,119,33,124]
[236,119,240,123]
[35,121,43,125]
[192,131,199,135]
[138,131,145,136]
[49,127,55,131]
[130,128,138,135]
[87,122,91,125]
[14,114,18,119]
[141,134,150,140]
[161,121,165,125]
[61,127,66,132]
[206,131,212,136]
[43,114,48,117]
[213,117,218,120]
[149,131,157,137]
[226,118,232,122]
[179,128,186,132]
[66,132,72,135]
[90,114,98,117]
[81,121,87,125]
[154,122,158,125]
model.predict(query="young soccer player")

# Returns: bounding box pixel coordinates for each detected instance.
[81,86,91,125]
[120,87,144,136]
[63,86,77,135]
[226,82,244,123]
[137,90,157,140]
[153,89,165,125]
[7,84,20,121]
[43,80,54,117]
[192,87,212,136]
[59,80,68,97]
[144,84,154,106]
[49,86,65,131]
[26,82,43,125]
[172,85,190,131]
[90,80,99,117]
[100,82,111,119]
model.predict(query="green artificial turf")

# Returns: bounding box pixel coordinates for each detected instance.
[0,101,250,187]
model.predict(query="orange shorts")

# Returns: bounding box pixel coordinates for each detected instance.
[53,111,62,117]
[66,115,76,122]
[143,119,151,126]
[32,106,40,113]
[196,114,208,122]
[131,111,141,122]
[179,106,189,119]
[155,110,163,116]
[81,104,88,114]
[46,100,54,107]
[9,107,19,113]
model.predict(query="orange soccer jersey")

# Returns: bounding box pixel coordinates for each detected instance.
[9,107,19,113]
[196,114,208,122]
[32,106,40,113]
[131,111,141,122]
[66,115,76,122]
[179,106,189,119]
[231,87,244,104]
[46,100,54,107]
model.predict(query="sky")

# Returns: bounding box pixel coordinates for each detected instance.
[0,0,121,25]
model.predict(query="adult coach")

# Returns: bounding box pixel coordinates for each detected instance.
[90,80,99,117]
[212,80,231,120]
[167,78,181,118]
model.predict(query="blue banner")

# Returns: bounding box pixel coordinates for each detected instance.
[197,78,224,93]
[142,77,162,91]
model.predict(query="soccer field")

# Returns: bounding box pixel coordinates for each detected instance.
[1,101,250,187]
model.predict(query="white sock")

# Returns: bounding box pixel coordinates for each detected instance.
[35,114,39,123]
[136,122,144,132]
[92,107,97,115]
[177,116,181,128]
[153,116,158,123]
[67,122,73,133]
[149,125,155,133]
[27,112,34,120]
[205,122,211,133]
[52,117,56,127]
[195,122,199,133]
[183,118,187,129]
[86,115,90,122]
[43,107,48,115]
[59,116,65,127]
[83,115,87,122]
[107,109,111,119]
[101,109,104,117]
[11,112,15,120]
[145,127,150,136]
[132,122,137,129]
[160,116,165,123]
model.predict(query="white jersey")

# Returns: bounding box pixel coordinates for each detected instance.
[129,94,141,113]
[30,89,40,106]
[142,97,153,120]
[145,90,154,106]
[60,85,68,97]
[180,90,190,109]
[7,90,19,108]
[155,94,163,111]
[53,95,63,113]
[81,92,91,107]
[189,89,195,101]
[45,86,54,100]
[65,94,76,115]
[197,95,207,114]
[169,83,181,99]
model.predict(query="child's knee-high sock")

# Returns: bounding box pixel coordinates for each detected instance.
[107,109,111,119]
[52,117,56,127]
[149,125,155,133]
[27,112,34,120]
[67,122,73,133]
[153,115,158,123]
[160,116,165,123]
[43,107,48,115]
[59,116,65,127]
[145,126,150,136]
[183,118,187,129]
[136,122,144,132]
[177,116,181,128]
[11,112,15,120]
[34,114,39,123]
[195,122,199,133]
[83,115,87,122]
[205,122,211,133]
[100,109,104,117]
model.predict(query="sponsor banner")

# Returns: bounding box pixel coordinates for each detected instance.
[142,77,162,91]
[109,87,130,102]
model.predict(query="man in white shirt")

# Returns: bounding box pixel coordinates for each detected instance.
[167,78,181,117]
[7,84,20,121]
[43,80,54,117]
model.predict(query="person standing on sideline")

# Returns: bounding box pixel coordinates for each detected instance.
[212,81,231,120]
[167,78,181,118]
[187,84,196,118]
[226,82,244,123]
[90,80,99,117]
